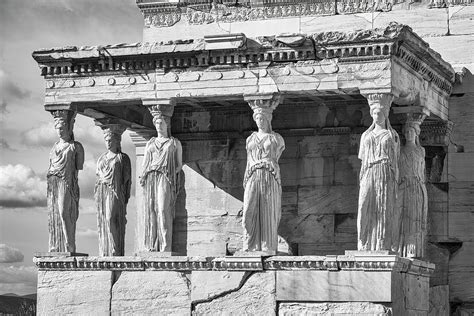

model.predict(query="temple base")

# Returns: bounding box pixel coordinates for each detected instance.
[34,254,434,315]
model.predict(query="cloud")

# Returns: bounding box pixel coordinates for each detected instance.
[0,164,47,208]
[79,198,97,215]
[0,138,16,151]
[21,122,56,148]
[0,69,31,115]
[0,100,7,114]
[21,121,105,154]
[77,228,98,238]
[0,265,37,295]
[0,245,24,263]
[0,70,30,100]
[79,159,98,199]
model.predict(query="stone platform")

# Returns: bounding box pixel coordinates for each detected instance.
[34,253,434,315]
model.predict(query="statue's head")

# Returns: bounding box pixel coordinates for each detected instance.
[102,124,126,153]
[402,120,421,144]
[51,110,76,141]
[152,115,170,136]
[370,106,387,126]
[253,110,272,132]
[367,93,392,128]
[148,104,173,137]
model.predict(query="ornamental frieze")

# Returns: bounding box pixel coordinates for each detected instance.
[140,0,405,28]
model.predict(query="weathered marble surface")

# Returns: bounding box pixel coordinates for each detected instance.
[357,93,400,252]
[429,285,449,316]
[47,110,84,253]
[277,270,393,302]
[242,94,285,254]
[397,117,428,258]
[37,270,112,316]
[278,302,391,315]
[193,271,276,315]
[191,271,248,302]
[140,104,183,252]
[111,271,190,315]
[95,124,131,256]
[35,254,434,315]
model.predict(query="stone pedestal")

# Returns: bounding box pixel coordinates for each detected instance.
[34,253,434,315]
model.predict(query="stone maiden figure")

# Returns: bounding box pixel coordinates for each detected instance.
[397,118,428,258]
[243,102,285,254]
[95,124,131,256]
[140,106,182,252]
[357,94,400,252]
[47,110,84,253]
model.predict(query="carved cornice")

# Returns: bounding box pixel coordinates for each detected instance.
[33,254,435,276]
[32,24,454,98]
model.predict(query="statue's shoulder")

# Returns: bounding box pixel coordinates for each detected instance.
[145,137,156,147]
[170,136,182,145]
[120,152,132,164]
[73,141,84,152]
[272,131,283,139]
[246,131,257,143]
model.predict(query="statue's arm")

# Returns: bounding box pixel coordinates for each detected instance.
[358,133,367,180]
[75,142,85,171]
[276,133,286,160]
[123,154,132,203]
[421,147,426,183]
[176,139,183,173]
[139,139,153,186]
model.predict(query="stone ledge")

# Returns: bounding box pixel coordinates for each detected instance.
[33,254,435,276]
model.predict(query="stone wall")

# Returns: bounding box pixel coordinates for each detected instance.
[170,99,370,256]
[446,71,474,313]
[35,255,434,316]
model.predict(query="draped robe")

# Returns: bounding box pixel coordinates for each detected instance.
[47,140,84,252]
[397,144,428,258]
[141,137,182,252]
[358,127,400,252]
[95,152,131,256]
[243,131,285,253]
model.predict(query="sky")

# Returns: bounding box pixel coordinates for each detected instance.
[0,0,144,295]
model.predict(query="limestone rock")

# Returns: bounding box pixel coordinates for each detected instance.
[37,270,112,316]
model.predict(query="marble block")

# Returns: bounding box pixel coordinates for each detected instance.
[111,271,190,315]
[37,270,112,316]
[192,271,276,316]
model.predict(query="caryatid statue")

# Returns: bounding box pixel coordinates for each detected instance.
[95,123,131,256]
[47,110,84,253]
[243,94,285,254]
[357,94,400,252]
[397,115,428,258]
[140,104,182,252]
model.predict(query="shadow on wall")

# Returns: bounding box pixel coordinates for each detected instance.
[173,169,188,255]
